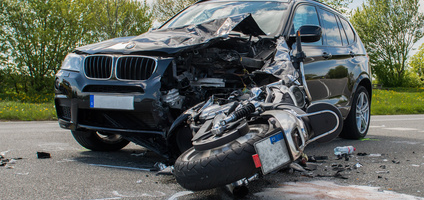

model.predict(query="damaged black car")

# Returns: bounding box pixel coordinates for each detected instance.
[55,0,371,164]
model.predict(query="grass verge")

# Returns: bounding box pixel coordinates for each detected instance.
[371,87,424,115]
[0,87,423,121]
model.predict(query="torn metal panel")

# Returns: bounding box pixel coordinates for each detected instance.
[260,38,296,84]
[75,14,266,55]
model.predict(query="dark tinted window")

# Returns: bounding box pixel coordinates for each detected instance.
[338,17,349,46]
[319,9,342,46]
[340,18,355,45]
[291,5,322,45]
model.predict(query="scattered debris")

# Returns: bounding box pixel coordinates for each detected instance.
[380,165,386,169]
[36,152,51,159]
[354,163,363,169]
[392,160,400,164]
[1,151,22,168]
[289,163,306,172]
[369,154,382,157]
[131,152,148,157]
[334,146,356,156]
[357,152,368,156]
[376,171,390,174]
[411,164,420,167]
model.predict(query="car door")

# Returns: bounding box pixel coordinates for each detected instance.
[289,4,333,102]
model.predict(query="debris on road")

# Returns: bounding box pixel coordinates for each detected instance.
[334,146,356,156]
[0,151,22,169]
[36,152,51,159]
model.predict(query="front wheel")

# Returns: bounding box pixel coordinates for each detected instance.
[340,86,370,139]
[71,130,130,151]
[174,123,269,191]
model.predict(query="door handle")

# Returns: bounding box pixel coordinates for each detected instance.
[322,52,332,59]
[349,51,356,57]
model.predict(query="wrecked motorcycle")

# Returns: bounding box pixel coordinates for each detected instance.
[172,28,344,192]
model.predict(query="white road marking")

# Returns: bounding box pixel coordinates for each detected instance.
[383,127,418,131]
[372,117,424,122]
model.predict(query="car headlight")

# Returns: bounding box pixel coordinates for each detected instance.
[61,53,83,72]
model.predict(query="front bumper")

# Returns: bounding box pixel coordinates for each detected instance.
[55,59,173,136]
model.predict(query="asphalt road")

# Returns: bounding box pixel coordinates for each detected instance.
[1,115,423,200]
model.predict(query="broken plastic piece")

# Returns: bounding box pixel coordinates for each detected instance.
[334,146,355,156]
[354,163,363,169]
[289,162,306,172]
[376,171,390,174]
[37,152,51,159]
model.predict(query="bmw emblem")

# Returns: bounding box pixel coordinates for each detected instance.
[125,42,136,49]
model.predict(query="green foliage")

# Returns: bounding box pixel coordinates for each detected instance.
[152,0,198,23]
[89,0,152,41]
[0,0,152,94]
[371,87,424,115]
[320,0,353,14]
[409,43,424,85]
[350,0,424,87]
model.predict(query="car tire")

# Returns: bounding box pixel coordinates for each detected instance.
[71,130,130,151]
[173,123,269,191]
[340,86,370,139]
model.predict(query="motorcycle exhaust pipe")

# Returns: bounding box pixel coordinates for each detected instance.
[225,174,259,197]
[226,183,249,197]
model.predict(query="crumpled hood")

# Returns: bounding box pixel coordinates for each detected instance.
[75,14,266,55]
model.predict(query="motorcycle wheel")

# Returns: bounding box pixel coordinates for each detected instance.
[174,123,269,191]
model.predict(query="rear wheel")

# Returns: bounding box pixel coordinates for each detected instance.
[340,86,370,139]
[71,130,130,151]
[174,123,269,191]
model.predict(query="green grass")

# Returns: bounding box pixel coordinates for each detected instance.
[0,87,423,121]
[0,93,56,121]
[371,87,424,115]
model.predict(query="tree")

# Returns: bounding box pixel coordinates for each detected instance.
[409,43,424,85]
[152,0,197,23]
[0,0,152,94]
[350,0,424,87]
[89,0,152,41]
[320,0,353,14]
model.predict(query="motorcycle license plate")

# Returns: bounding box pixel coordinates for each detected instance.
[90,95,134,110]
[254,131,292,174]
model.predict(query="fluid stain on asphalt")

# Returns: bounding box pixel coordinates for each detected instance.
[253,181,423,200]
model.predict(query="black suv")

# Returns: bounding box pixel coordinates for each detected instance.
[55,0,371,158]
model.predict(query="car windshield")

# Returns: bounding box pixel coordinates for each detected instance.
[160,1,288,36]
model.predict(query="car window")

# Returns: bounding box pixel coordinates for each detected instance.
[291,5,322,45]
[340,17,355,45]
[319,9,342,46]
[337,17,349,46]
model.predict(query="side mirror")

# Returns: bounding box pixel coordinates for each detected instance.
[289,25,322,43]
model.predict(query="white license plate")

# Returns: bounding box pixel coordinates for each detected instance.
[254,131,292,174]
[90,95,134,110]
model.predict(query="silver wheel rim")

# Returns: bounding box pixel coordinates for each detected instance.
[355,92,370,134]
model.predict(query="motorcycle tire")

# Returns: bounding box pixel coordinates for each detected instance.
[174,123,270,191]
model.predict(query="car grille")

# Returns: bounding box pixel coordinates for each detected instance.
[84,55,113,79]
[116,57,156,80]
[82,85,144,93]
[83,56,156,80]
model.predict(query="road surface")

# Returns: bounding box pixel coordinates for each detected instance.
[1,115,423,199]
